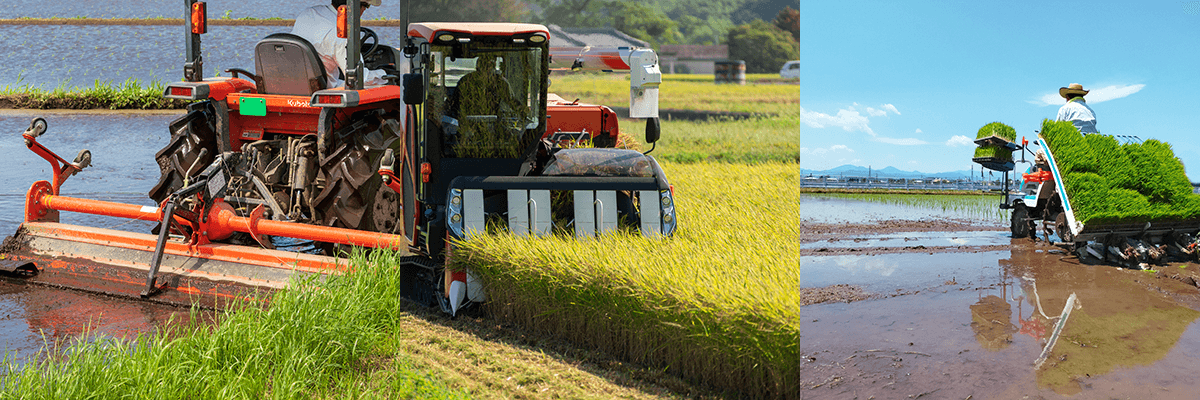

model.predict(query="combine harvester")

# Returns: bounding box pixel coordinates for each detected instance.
[0,1,675,313]
[974,120,1200,269]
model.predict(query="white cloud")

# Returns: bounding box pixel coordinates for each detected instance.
[801,103,901,136]
[802,144,854,155]
[801,106,874,135]
[1088,84,1146,103]
[946,135,973,147]
[874,137,928,145]
[1030,83,1146,106]
[915,128,923,134]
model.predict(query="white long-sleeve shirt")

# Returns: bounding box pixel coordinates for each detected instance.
[1056,98,1098,134]
[291,5,386,88]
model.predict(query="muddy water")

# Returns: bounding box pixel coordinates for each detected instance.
[0,111,208,365]
[801,200,1200,398]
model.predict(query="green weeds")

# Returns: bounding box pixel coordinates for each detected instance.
[0,253,465,399]
[0,77,186,109]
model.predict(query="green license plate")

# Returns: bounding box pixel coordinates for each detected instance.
[239,97,267,116]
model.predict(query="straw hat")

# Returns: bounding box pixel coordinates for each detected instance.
[1059,83,1089,98]
[363,0,381,6]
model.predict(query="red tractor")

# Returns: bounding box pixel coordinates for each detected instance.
[2,1,674,314]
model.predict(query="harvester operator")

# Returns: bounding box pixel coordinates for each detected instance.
[1056,83,1098,135]
[455,55,524,118]
[292,0,388,88]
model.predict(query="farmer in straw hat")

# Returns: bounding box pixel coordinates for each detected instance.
[1056,83,1098,135]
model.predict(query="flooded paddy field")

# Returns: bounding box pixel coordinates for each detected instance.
[801,193,1200,398]
[0,111,204,364]
[0,24,407,90]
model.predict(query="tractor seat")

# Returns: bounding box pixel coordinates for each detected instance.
[254,33,328,96]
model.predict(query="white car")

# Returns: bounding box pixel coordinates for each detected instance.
[780,60,799,79]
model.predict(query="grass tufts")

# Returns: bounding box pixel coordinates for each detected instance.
[0,251,465,399]
[0,78,188,110]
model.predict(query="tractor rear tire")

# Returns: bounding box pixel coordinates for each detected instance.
[312,109,404,234]
[1011,205,1030,238]
[149,101,223,204]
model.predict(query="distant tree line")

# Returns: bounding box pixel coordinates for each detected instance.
[397,0,799,72]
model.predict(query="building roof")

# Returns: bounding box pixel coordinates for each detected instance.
[659,44,728,60]
[546,24,649,48]
[407,23,548,40]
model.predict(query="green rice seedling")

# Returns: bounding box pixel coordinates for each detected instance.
[976,121,1016,141]
[449,162,801,398]
[1039,119,1200,225]
[807,192,1008,222]
[973,145,1013,160]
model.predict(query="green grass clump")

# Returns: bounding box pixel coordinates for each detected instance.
[976,121,1016,141]
[973,145,1012,160]
[1039,119,1200,226]
[0,252,465,399]
[449,162,800,398]
[0,78,187,109]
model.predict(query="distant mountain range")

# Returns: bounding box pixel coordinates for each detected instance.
[800,164,1000,180]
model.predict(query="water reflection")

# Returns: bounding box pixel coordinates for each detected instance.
[974,242,1200,395]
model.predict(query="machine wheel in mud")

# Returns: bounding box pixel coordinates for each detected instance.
[1055,213,1074,244]
[1011,204,1030,238]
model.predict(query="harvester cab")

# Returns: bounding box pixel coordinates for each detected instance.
[378,23,676,315]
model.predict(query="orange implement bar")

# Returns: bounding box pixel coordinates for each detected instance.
[45,195,160,222]
[208,204,407,249]
[31,191,408,251]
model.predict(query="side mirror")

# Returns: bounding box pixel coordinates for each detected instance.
[402,73,424,105]
[644,117,661,144]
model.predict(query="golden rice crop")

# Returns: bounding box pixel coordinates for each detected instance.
[448,162,800,398]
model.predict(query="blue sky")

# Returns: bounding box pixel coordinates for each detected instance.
[800,1,1200,179]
